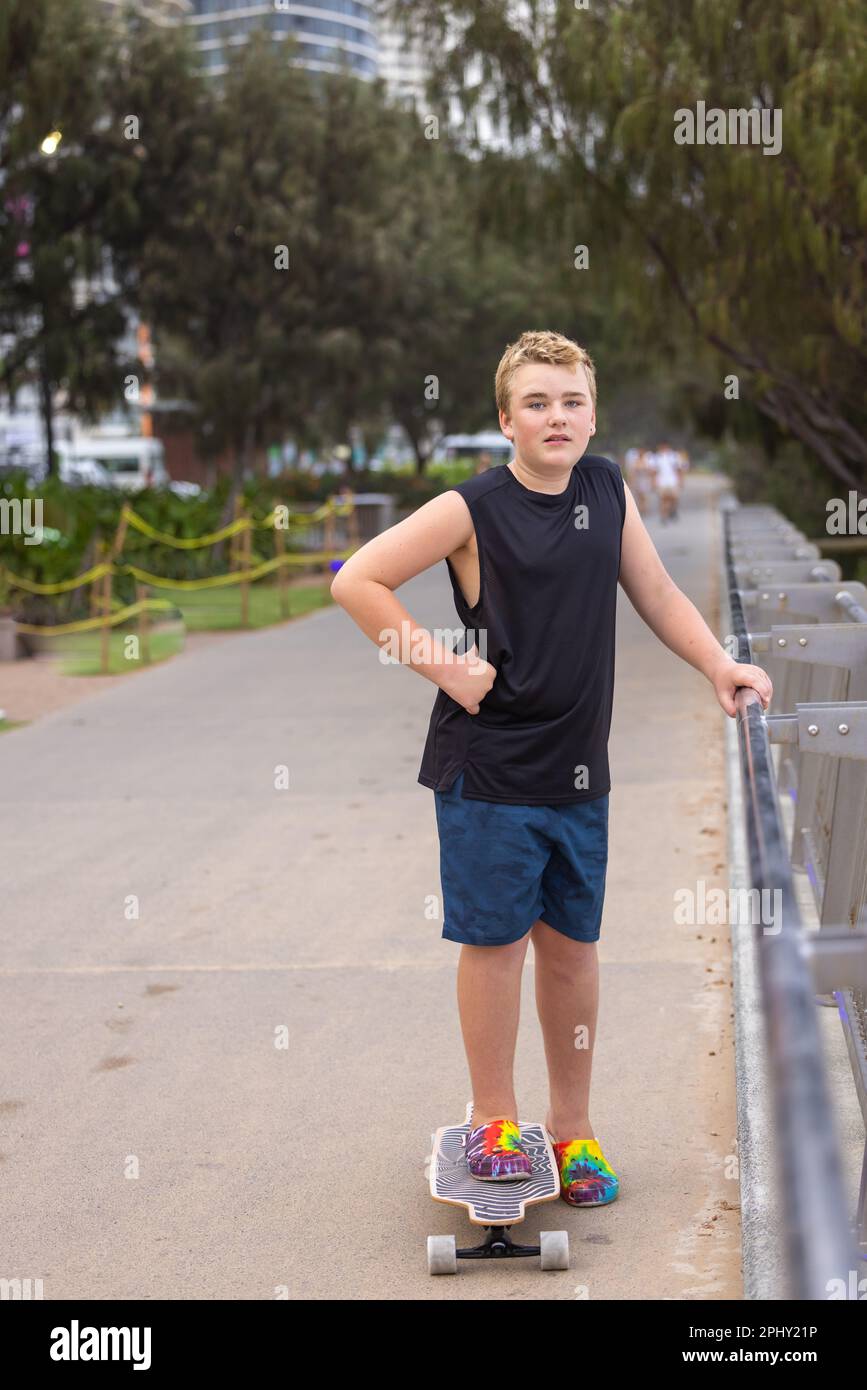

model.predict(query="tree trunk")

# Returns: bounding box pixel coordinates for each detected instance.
[413,438,430,476]
[215,423,257,577]
[221,421,256,526]
[39,346,55,479]
[361,424,382,461]
[399,419,428,476]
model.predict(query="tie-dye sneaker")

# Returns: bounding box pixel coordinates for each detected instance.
[551,1137,619,1206]
[465,1117,533,1181]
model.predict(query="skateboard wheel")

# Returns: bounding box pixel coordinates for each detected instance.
[427,1234,457,1275]
[539,1230,570,1271]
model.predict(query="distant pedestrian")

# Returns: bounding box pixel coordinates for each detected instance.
[626,447,654,518]
[651,442,681,522]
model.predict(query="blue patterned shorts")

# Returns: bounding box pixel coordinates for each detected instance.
[434,769,609,947]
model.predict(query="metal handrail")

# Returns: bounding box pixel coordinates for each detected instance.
[835,590,867,624]
[725,512,858,1298]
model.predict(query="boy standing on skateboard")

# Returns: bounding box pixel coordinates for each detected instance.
[331,330,772,1206]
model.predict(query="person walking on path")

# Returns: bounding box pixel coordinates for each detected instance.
[330,330,772,1207]
[650,441,683,522]
[625,445,655,517]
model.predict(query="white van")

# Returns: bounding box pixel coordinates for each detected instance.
[69,436,170,491]
[433,431,513,464]
[58,453,113,487]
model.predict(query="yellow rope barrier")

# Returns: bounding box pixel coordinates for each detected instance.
[3,561,114,595]
[14,597,178,637]
[121,549,353,590]
[122,509,250,547]
[121,497,355,548]
[4,548,353,605]
[1,490,356,639]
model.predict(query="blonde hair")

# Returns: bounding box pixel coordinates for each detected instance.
[495,330,597,417]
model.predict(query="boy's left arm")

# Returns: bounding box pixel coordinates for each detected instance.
[617,483,772,717]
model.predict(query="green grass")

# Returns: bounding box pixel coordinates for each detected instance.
[158,578,334,631]
[40,579,334,674]
[0,718,28,734]
[54,625,186,676]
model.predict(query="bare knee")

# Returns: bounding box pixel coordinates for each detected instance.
[531,919,596,967]
[461,934,531,968]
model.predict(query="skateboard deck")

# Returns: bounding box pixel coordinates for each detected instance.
[426,1102,569,1272]
[429,1102,560,1225]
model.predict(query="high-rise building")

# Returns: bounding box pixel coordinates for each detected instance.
[373,3,512,150]
[374,4,429,111]
[100,0,380,80]
[95,0,514,151]
[97,0,512,151]
[186,2,378,79]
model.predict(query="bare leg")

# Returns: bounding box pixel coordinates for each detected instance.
[457,933,532,1126]
[531,920,599,1141]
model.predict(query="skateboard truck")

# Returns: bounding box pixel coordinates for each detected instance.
[455,1226,550,1260]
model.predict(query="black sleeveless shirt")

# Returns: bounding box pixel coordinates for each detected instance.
[417,455,625,804]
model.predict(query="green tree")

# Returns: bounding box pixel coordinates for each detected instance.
[339,105,578,471]
[385,0,867,488]
[139,28,322,515]
[299,70,418,472]
[0,0,202,475]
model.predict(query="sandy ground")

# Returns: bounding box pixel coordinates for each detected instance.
[0,631,238,724]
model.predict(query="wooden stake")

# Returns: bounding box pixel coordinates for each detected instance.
[323,503,335,578]
[100,563,112,673]
[137,583,150,665]
[111,504,129,560]
[347,489,359,547]
[275,524,288,618]
[240,524,251,627]
[230,495,243,572]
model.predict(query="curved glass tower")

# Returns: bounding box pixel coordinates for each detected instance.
[188,1,378,78]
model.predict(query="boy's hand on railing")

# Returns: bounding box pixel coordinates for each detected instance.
[438,642,498,715]
[710,656,773,717]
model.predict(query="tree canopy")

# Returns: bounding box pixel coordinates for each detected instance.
[385,0,867,487]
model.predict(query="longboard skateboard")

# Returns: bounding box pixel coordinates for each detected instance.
[426,1101,569,1274]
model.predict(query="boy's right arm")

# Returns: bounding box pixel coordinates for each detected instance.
[329,490,496,714]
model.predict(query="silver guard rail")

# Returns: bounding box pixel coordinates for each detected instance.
[724,499,867,1298]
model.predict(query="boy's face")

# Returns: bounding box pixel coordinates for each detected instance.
[499,362,596,470]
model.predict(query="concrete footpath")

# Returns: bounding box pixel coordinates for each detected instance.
[0,472,741,1300]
